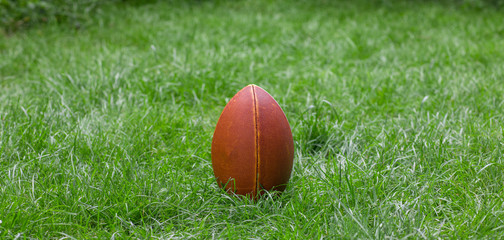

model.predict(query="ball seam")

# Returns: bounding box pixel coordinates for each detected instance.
[252,85,260,197]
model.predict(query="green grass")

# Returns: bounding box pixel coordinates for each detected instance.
[1,0,504,238]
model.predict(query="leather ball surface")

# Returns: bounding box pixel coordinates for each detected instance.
[211,84,294,197]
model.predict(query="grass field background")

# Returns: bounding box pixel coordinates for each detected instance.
[1,0,504,238]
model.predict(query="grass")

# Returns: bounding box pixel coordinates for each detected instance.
[1,0,504,238]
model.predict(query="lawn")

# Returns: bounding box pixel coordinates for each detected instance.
[1,0,504,238]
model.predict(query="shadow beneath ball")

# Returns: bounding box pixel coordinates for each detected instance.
[215,180,291,205]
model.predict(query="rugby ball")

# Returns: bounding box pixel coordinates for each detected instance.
[211,84,294,198]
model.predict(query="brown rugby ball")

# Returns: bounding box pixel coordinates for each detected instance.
[211,84,294,198]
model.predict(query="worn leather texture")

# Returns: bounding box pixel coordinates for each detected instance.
[211,85,294,198]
